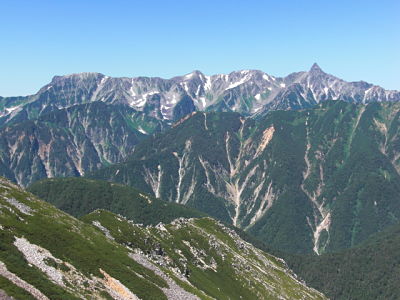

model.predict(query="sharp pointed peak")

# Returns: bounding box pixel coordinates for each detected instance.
[309,63,323,73]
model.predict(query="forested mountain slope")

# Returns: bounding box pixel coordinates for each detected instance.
[285,221,400,299]
[90,101,400,254]
[28,177,207,225]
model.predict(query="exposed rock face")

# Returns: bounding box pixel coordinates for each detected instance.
[130,253,200,300]
[14,237,66,286]
[0,261,49,300]
[0,289,15,300]
[100,269,140,300]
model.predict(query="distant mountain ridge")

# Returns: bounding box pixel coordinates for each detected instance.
[0,102,165,186]
[1,64,399,125]
[2,64,398,187]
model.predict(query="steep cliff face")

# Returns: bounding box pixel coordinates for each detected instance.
[90,101,400,254]
[0,102,165,186]
[0,177,325,300]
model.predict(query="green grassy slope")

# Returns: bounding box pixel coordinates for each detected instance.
[82,210,325,300]
[0,177,325,299]
[0,178,168,299]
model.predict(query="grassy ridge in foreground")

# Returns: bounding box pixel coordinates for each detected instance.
[0,177,325,299]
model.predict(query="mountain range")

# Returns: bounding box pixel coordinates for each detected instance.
[88,101,400,254]
[0,64,399,187]
[1,64,399,126]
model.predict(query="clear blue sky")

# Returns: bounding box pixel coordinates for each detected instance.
[0,0,399,96]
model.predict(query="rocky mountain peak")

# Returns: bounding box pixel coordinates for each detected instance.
[50,72,104,84]
[1,65,400,127]
[53,72,103,79]
[309,63,324,74]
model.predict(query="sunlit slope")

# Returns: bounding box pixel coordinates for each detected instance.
[0,177,325,299]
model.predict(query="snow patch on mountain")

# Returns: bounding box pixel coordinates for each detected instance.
[2,64,400,128]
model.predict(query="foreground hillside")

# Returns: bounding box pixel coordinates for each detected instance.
[0,177,325,299]
[90,101,400,254]
[20,176,400,299]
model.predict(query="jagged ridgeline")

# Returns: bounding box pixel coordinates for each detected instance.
[89,101,400,254]
[1,65,399,127]
[0,177,325,299]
